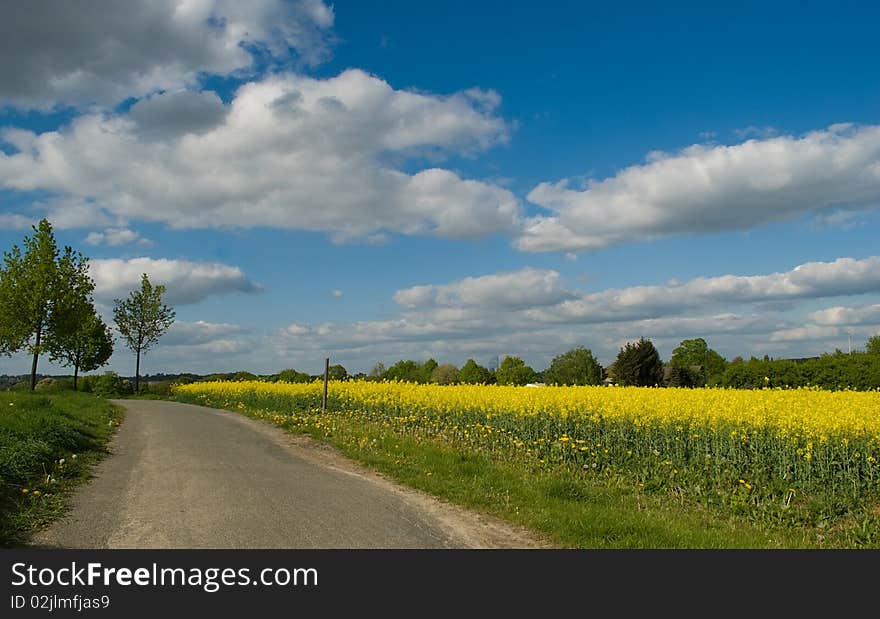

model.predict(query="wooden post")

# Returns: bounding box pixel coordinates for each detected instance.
[322,357,330,411]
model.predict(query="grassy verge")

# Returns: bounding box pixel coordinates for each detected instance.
[0,390,123,547]
[173,394,848,548]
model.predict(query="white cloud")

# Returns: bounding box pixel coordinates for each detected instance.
[769,325,841,342]
[331,290,344,297]
[85,228,152,247]
[393,267,574,309]
[519,124,880,252]
[162,320,245,346]
[527,256,880,324]
[0,213,32,230]
[90,257,261,306]
[0,0,336,109]
[0,70,519,242]
[809,304,880,326]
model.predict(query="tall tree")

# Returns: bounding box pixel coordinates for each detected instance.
[458,358,492,384]
[543,347,604,386]
[669,337,727,385]
[0,219,92,390]
[612,337,664,387]
[113,273,175,394]
[866,335,880,356]
[495,356,539,386]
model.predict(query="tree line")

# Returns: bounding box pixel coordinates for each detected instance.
[258,335,880,391]
[0,220,175,392]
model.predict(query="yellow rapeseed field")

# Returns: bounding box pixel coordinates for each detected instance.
[174,380,880,505]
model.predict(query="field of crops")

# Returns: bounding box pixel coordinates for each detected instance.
[174,380,880,535]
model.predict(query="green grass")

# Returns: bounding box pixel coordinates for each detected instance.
[175,394,848,548]
[0,390,123,547]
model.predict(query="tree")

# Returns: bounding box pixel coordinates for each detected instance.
[384,359,423,382]
[669,338,727,385]
[867,335,880,356]
[431,363,459,384]
[495,356,539,386]
[613,337,664,387]
[47,309,114,390]
[543,347,604,386]
[369,362,386,378]
[328,364,348,380]
[0,219,93,390]
[113,273,175,394]
[458,358,492,384]
[277,368,312,383]
[420,358,439,383]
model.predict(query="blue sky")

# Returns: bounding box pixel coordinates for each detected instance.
[1,1,879,377]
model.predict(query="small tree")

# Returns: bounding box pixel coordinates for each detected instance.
[369,362,386,379]
[867,335,880,356]
[613,337,664,387]
[328,364,348,380]
[420,358,439,383]
[47,309,114,390]
[495,356,539,386]
[431,363,459,384]
[113,273,175,394]
[543,347,604,386]
[458,358,492,384]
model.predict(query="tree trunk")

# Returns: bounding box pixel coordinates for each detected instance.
[135,348,140,394]
[30,325,41,392]
[73,363,79,391]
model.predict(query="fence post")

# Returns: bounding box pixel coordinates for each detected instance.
[322,357,330,412]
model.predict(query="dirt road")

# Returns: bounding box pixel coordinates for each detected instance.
[31,399,549,549]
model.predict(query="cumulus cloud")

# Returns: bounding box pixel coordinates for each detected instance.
[519,124,880,252]
[769,325,841,342]
[129,90,227,139]
[0,70,519,242]
[393,267,575,309]
[85,228,152,247]
[0,213,32,230]
[90,257,261,306]
[162,320,246,346]
[527,256,880,324]
[0,0,335,109]
[809,304,880,326]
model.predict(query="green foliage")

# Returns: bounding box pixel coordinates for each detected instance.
[867,335,880,356]
[612,337,664,387]
[458,359,493,384]
[420,359,439,383]
[0,391,122,546]
[368,362,386,379]
[383,360,424,383]
[431,363,459,385]
[112,273,175,393]
[328,364,348,380]
[0,219,94,390]
[544,347,604,386]
[717,352,880,390]
[666,365,699,388]
[494,356,539,386]
[276,368,312,383]
[92,371,133,397]
[144,380,174,396]
[669,338,727,385]
[231,371,258,382]
[47,310,114,390]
